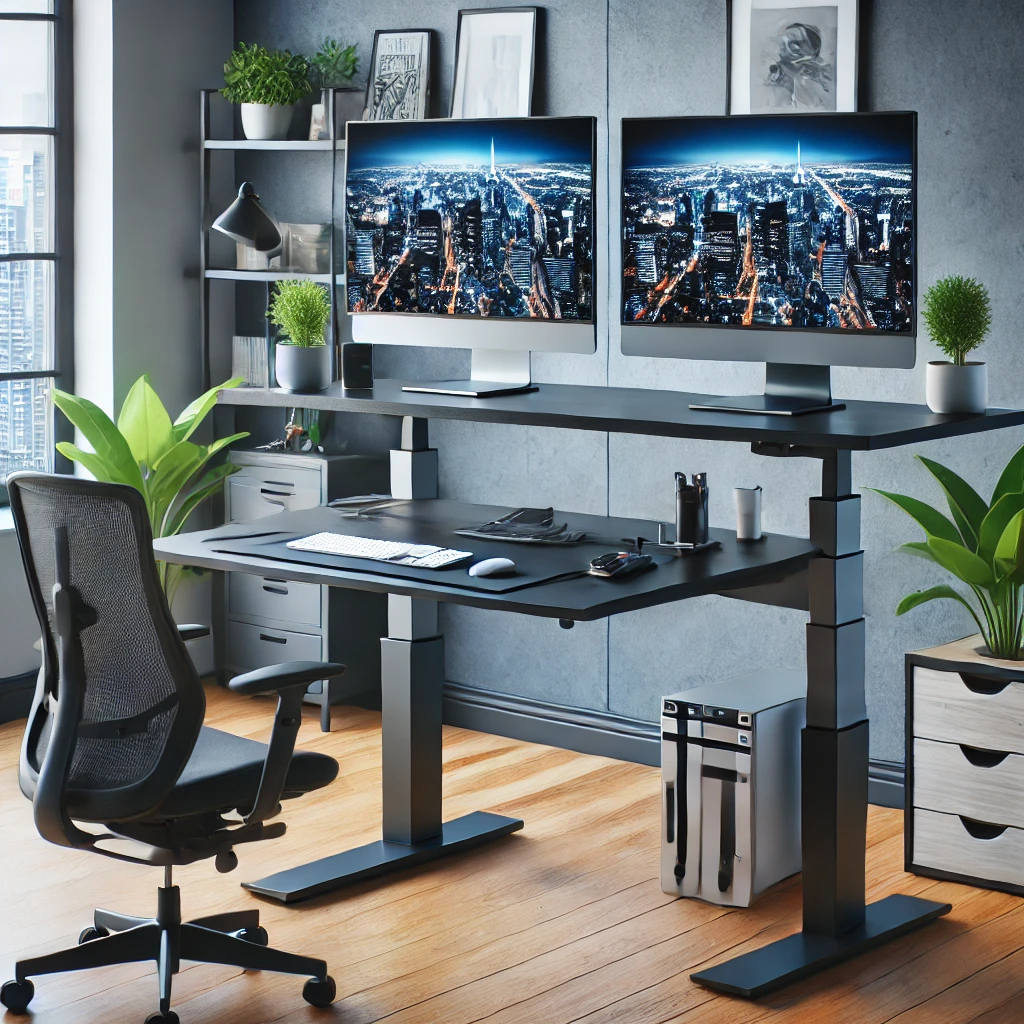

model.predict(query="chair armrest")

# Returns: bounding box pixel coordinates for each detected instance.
[228,661,345,826]
[229,661,346,697]
[177,623,211,642]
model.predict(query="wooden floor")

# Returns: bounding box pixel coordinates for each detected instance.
[1,684,1023,1024]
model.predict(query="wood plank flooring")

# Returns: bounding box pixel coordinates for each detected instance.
[0,683,1021,1024]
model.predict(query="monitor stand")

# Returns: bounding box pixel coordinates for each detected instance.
[689,363,845,417]
[402,350,538,398]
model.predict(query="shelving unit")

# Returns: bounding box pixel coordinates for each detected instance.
[198,88,347,391]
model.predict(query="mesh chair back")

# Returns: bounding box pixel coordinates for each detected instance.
[8,473,205,823]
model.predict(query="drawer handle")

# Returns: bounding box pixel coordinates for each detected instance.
[263,481,296,489]
[959,744,1010,768]
[262,585,288,596]
[959,672,1013,696]
[959,816,1009,841]
[259,633,287,645]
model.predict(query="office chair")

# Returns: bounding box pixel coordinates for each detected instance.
[1,473,346,1023]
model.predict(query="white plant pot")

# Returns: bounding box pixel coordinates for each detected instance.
[926,360,988,415]
[275,344,331,393]
[240,102,294,141]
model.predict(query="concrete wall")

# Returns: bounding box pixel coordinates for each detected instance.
[235,0,1024,763]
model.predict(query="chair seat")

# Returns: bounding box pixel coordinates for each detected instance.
[151,726,339,819]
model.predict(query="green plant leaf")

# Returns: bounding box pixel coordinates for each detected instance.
[52,390,144,491]
[867,488,962,544]
[895,585,985,634]
[993,444,1024,504]
[162,463,240,537]
[893,541,939,563]
[117,375,175,472]
[978,492,1024,563]
[916,455,989,550]
[926,536,995,587]
[54,442,131,486]
[994,509,1024,582]
[172,377,244,443]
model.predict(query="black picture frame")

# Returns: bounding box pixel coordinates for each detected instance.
[450,7,539,119]
[364,29,434,121]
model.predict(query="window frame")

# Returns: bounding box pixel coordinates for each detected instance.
[0,0,73,501]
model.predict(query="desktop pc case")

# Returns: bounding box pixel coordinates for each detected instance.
[661,669,805,907]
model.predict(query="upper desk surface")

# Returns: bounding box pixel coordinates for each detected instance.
[219,379,1024,451]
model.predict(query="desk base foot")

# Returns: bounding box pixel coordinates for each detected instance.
[690,894,952,998]
[242,811,524,904]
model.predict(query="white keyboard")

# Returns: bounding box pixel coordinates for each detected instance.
[287,532,474,569]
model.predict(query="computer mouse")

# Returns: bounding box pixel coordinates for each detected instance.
[468,557,516,578]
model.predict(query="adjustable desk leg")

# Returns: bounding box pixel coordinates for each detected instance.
[691,449,950,997]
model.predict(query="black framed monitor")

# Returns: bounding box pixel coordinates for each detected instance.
[621,111,917,415]
[345,116,597,397]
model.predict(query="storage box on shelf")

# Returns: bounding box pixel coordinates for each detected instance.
[222,449,388,730]
[906,635,1024,894]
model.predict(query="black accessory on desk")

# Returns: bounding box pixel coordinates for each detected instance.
[588,550,655,580]
[677,472,709,546]
[2,473,341,1018]
[341,342,373,389]
[455,506,588,544]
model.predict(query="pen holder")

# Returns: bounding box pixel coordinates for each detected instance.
[656,472,717,552]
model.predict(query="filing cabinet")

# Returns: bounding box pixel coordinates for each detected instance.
[906,636,1024,895]
[221,450,388,729]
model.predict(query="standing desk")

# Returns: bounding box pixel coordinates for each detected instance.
[156,380,1024,998]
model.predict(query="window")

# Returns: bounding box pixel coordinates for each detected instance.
[0,0,71,497]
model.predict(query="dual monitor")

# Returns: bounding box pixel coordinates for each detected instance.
[345,110,917,414]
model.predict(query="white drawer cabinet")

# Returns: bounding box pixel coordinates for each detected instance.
[220,450,388,731]
[907,637,1024,895]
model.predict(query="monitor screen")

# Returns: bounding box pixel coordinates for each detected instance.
[346,117,596,324]
[621,112,916,338]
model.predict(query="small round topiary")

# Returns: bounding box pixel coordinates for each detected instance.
[921,275,992,367]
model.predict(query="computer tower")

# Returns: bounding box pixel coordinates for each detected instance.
[661,669,805,907]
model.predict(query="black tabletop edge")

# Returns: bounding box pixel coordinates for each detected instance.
[218,380,1024,451]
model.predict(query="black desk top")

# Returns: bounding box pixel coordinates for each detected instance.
[218,379,1024,451]
[154,500,817,621]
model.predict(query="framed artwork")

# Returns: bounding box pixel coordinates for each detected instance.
[728,0,858,114]
[364,29,432,121]
[450,7,538,119]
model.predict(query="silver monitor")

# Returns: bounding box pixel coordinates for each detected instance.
[620,112,918,415]
[346,116,597,397]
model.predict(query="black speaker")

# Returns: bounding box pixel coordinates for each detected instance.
[341,342,373,390]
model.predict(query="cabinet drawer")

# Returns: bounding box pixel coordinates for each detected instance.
[227,620,325,673]
[229,572,322,629]
[912,807,1024,889]
[913,738,1024,828]
[227,469,322,523]
[913,666,1024,754]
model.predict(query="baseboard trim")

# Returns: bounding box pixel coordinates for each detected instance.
[0,670,37,726]
[442,681,905,808]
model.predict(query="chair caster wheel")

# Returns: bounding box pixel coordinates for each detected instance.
[79,926,110,944]
[144,1011,179,1023]
[1,978,35,1014]
[237,926,269,946]
[302,975,336,1008]
[215,849,238,873]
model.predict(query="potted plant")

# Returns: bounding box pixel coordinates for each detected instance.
[870,441,1024,660]
[310,37,360,137]
[270,280,332,392]
[922,275,992,415]
[52,375,249,605]
[221,42,313,141]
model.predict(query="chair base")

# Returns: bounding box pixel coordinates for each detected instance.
[2,882,334,1020]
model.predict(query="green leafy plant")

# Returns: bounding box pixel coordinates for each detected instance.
[310,38,359,88]
[53,376,250,603]
[221,42,312,106]
[269,280,330,347]
[870,444,1024,660]
[922,275,992,366]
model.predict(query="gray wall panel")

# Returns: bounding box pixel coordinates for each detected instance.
[236,0,1024,762]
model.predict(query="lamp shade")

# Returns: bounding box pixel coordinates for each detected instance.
[212,182,282,252]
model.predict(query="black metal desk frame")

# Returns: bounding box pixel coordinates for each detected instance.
[179,382,1024,996]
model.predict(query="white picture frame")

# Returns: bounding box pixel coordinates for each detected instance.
[364,29,432,121]
[729,0,858,114]
[450,7,537,119]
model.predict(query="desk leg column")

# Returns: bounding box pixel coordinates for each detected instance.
[691,449,950,997]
